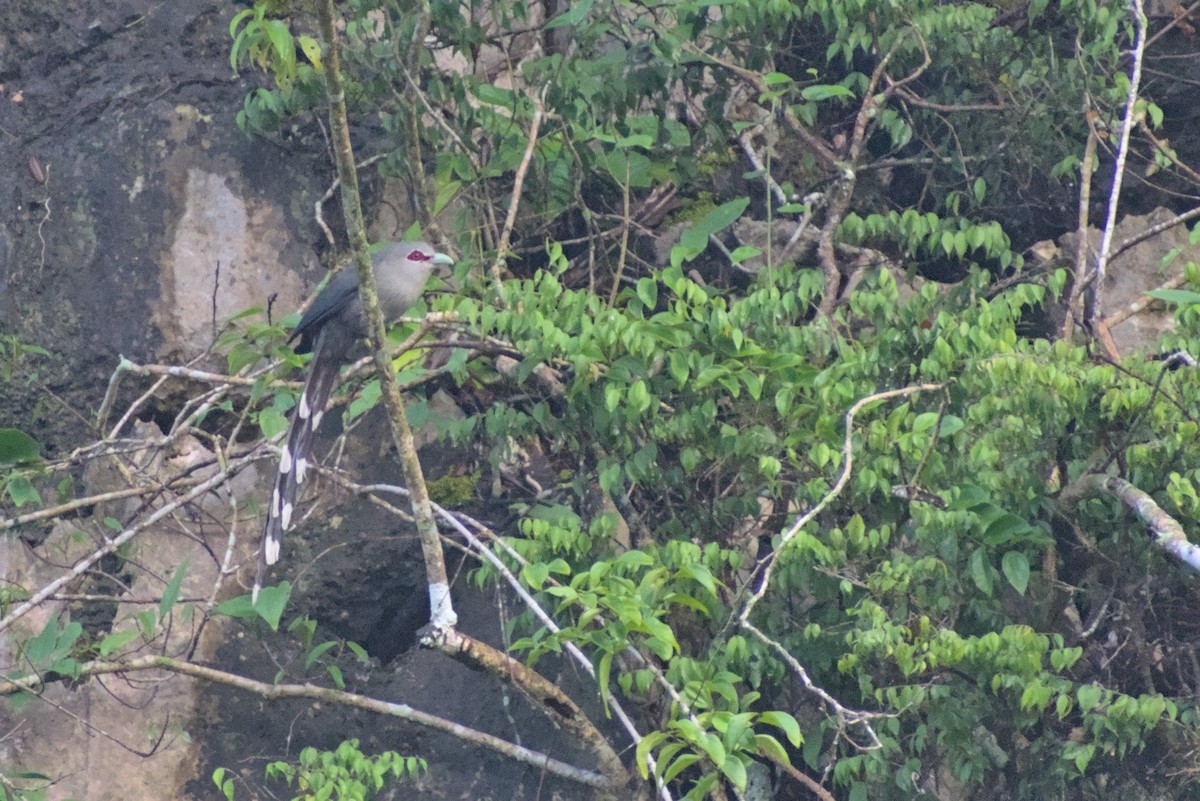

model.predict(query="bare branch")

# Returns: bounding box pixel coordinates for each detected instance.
[489,87,548,299]
[0,655,613,791]
[0,453,260,634]
[1090,0,1149,317]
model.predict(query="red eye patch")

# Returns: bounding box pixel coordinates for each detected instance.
[407,250,431,262]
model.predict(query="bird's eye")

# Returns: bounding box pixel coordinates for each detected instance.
[408,250,430,262]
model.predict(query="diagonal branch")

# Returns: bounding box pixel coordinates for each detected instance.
[1058,473,1200,571]
[0,655,612,791]
[314,0,456,629]
[0,454,258,634]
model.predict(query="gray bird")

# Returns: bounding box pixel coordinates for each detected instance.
[255,241,452,601]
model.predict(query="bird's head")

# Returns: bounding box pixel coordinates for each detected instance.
[380,241,454,279]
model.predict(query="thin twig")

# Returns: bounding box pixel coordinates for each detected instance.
[1090,0,1149,319]
[0,454,261,634]
[489,86,548,301]
[732,385,937,747]
[1064,117,1099,340]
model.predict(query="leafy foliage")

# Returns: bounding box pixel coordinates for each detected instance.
[214,0,1200,796]
[7,0,1200,799]
[438,233,1200,797]
[214,740,424,801]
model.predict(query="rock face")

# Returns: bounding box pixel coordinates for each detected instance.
[1,3,608,801]
[0,1,322,454]
[1059,207,1195,355]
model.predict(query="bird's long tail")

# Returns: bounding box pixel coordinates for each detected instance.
[254,331,345,602]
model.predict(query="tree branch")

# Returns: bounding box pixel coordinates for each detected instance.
[0,655,611,791]
[1058,473,1200,571]
[314,0,456,629]
[1090,0,1149,318]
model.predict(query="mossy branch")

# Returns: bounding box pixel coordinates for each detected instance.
[314,0,455,629]
[1058,473,1200,572]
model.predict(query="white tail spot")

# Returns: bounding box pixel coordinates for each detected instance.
[279,445,293,474]
[296,457,309,483]
[264,536,281,565]
[298,392,311,420]
[281,502,294,530]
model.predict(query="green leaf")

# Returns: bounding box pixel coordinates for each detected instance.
[720,755,747,789]
[721,712,754,752]
[669,351,690,386]
[939,415,965,436]
[677,562,718,598]
[264,20,296,77]
[1146,288,1200,305]
[969,547,994,596]
[1001,551,1030,595]
[758,711,803,747]
[258,406,288,440]
[137,609,158,637]
[801,84,854,101]
[346,641,370,663]
[213,768,235,801]
[680,198,751,255]
[628,380,651,414]
[697,197,751,237]
[305,640,338,670]
[545,0,593,29]
[254,581,292,630]
[297,34,322,69]
[1077,683,1104,712]
[473,83,517,108]
[5,475,40,508]
[0,428,41,464]
[982,512,1033,545]
[24,615,65,664]
[159,558,189,623]
[912,412,939,433]
[214,583,291,630]
[663,753,701,782]
[98,629,141,657]
[347,379,382,420]
[635,731,668,779]
[754,733,791,765]
[636,277,658,309]
[728,245,761,264]
[597,650,613,715]
[326,664,345,689]
[697,732,726,766]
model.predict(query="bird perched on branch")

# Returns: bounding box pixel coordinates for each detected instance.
[255,241,452,601]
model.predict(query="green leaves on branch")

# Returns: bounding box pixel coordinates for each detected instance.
[217,739,425,801]
[672,198,751,268]
[230,4,321,88]
[228,4,324,133]
[215,581,292,631]
[447,245,1200,797]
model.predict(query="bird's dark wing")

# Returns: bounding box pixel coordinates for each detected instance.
[287,269,360,354]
